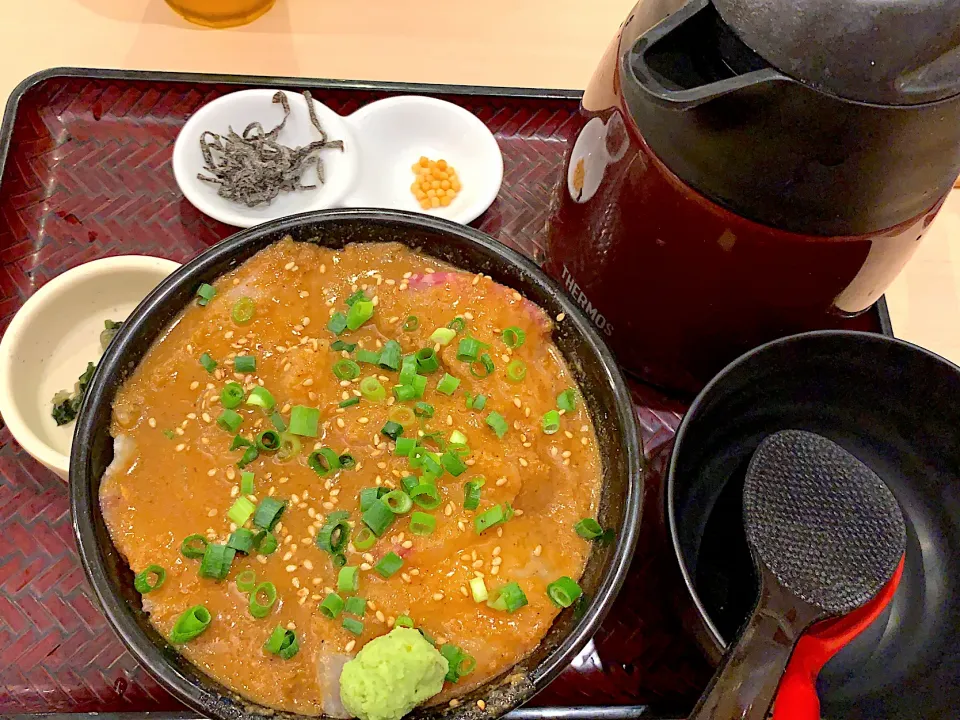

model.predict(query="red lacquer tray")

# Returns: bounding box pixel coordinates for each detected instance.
[0,68,890,718]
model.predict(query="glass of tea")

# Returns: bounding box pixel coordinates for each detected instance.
[165,0,276,28]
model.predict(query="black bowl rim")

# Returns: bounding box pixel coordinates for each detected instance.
[70,208,643,718]
[665,328,960,651]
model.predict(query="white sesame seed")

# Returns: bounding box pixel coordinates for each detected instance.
[519,458,529,467]
[360,563,372,571]
[303,559,314,570]
[345,640,356,652]
[534,545,542,556]
[148,417,157,428]
[496,477,508,486]
[190,381,199,390]
[432,592,444,601]
[175,443,186,452]
[285,564,297,572]
[207,468,217,477]
[376,610,385,622]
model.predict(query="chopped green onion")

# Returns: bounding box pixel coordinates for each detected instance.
[547,576,584,608]
[381,421,403,441]
[198,543,235,581]
[199,352,217,373]
[575,518,604,539]
[334,359,361,380]
[253,497,286,531]
[249,582,277,618]
[395,437,417,456]
[331,339,357,352]
[353,526,378,551]
[457,338,482,362]
[449,430,468,445]
[395,614,414,628]
[412,374,428,398]
[501,326,526,348]
[506,359,527,383]
[487,581,528,613]
[429,327,456,346]
[463,480,483,511]
[410,483,442,510]
[403,315,419,331]
[338,565,360,593]
[378,340,402,370]
[440,643,477,683]
[359,376,385,401]
[339,453,356,469]
[415,347,440,373]
[317,511,350,555]
[254,531,278,555]
[231,296,256,325]
[382,490,413,514]
[257,429,282,453]
[232,356,255,374]
[238,445,259,469]
[346,299,374,330]
[240,471,255,495]
[393,385,416,402]
[163,429,176,440]
[362,499,395,536]
[475,504,512,535]
[196,283,216,305]
[410,511,436,535]
[276,432,301,461]
[399,355,418,385]
[220,382,244,408]
[437,373,460,396]
[134,565,166,594]
[180,534,208,559]
[246,386,275,411]
[264,626,299,659]
[359,487,384,511]
[270,411,287,431]
[345,290,368,306]
[235,569,257,592]
[320,592,345,619]
[414,402,435,418]
[230,434,252,450]
[374,551,403,578]
[339,396,361,408]
[228,497,256,526]
[170,605,211,642]
[228,528,256,554]
[217,409,243,433]
[447,317,466,333]
[401,476,419,493]
[342,617,364,635]
[308,448,341,476]
[469,576,488,602]
[486,411,509,439]
[356,348,381,364]
[471,394,488,410]
[328,312,348,335]
[288,405,320,437]
[421,452,444,477]
[470,353,495,378]
[388,405,417,430]
[542,410,561,435]
[345,596,367,616]
[441,450,467,476]
[557,388,578,412]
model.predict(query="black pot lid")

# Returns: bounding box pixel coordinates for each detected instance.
[711,0,960,105]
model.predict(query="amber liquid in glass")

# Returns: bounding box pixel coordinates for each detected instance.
[165,0,276,28]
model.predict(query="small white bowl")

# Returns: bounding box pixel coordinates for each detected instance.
[343,95,503,225]
[173,90,503,228]
[173,89,359,228]
[0,256,180,480]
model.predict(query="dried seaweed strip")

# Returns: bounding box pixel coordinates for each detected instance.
[195,90,344,208]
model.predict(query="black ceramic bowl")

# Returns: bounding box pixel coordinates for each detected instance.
[667,330,960,719]
[70,209,642,720]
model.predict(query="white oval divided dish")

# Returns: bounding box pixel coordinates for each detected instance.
[0,256,181,479]
[173,90,503,228]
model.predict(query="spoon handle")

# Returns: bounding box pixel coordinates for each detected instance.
[688,566,823,720]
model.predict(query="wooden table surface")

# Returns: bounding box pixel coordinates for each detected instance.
[3,0,957,363]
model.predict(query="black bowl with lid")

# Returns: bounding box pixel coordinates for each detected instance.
[70,209,643,720]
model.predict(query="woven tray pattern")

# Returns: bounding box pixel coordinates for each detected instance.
[0,73,879,714]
